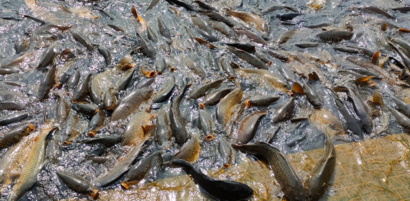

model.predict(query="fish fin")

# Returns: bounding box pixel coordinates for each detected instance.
[292,82,304,95]
[131,5,138,19]
[142,124,156,137]
[399,28,410,33]
[373,91,384,107]
[381,23,387,31]
[355,76,374,83]
[89,189,99,199]
[121,181,130,190]
[308,72,320,81]
[371,51,379,64]
[230,62,240,69]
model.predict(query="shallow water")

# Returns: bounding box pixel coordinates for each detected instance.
[1,0,410,200]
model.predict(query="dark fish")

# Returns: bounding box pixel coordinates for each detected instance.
[0,102,26,111]
[155,105,172,146]
[388,42,410,70]
[83,135,121,147]
[136,33,156,58]
[303,82,322,108]
[317,30,352,42]
[345,45,375,57]
[111,87,153,121]
[331,94,362,137]
[201,11,234,27]
[232,142,305,201]
[392,7,410,13]
[71,30,94,51]
[389,107,410,131]
[153,77,175,103]
[194,1,217,11]
[0,68,19,75]
[305,137,336,201]
[72,74,91,103]
[234,28,267,45]
[227,46,268,69]
[165,0,196,11]
[47,129,61,163]
[107,24,125,32]
[295,42,319,48]
[276,13,303,21]
[0,123,34,149]
[0,113,29,126]
[333,46,360,54]
[245,95,280,107]
[37,44,56,70]
[196,28,219,42]
[390,95,410,118]
[87,109,105,137]
[170,84,190,145]
[38,65,56,101]
[67,70,80,91]
[226,43,255,53]
[171,159,254,200]
[71,102,99,117]
[335,86,372,134]
[201,87,233,106]
[158,17,172,40]
[189,79,223,99]
[271,98,295,123]
[57,171,99,199]
[121,151,163,189]
[98,47,112,66]
[237,111,266,144]
[360,7,393,19]
[147,26,159,43]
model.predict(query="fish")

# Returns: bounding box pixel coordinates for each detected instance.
[310,108,345,138]
[201,87,233,107]
[8,123,56,201]
[388,106,410,131]
[201,11,234,27]
[227,46,268,69]
[317,30,352,42]
[62,114,79,144]
[0,113,28,127]
[146,0,160,12]
[193,1,217,11]
[94,141,147,187]
[227,9,266,32]
[37,44,56,70]
[122,111,155,146]
[56,92,70,124]
[276,13,303,21]
[140,63,157,78]
[170,84,190,145]
[0,123,34,149]
[57,171,99,199]
[218,137,236,168]
[262,5,298,14]
[71,102,99,117]
[245,95,280,107]
[155,105,172,146]
[98,47,112,66]
[271,97,295,123]
[71,30,94,51]
[158,17,172,40]
[165,0,196,11]
[359,7,393,19]
[390,95,410,118]
[172,137,200,163]
[171,159,254,200]
[236,68,290,92]
[219,58,236,80]
[392,7,410,13]
[305,136,336,201]
[72,73,92,103]
[196,28,219,42]
[103,88,117,111]
[121,151,163,189]
[153,77,175,103]
[38,65,56,101]
[198,108,213,140]
[82,135,122,147]
[210,21,237,38]
[189,79,223,99]
[216,87,243,126]
[155,56,167,75]
[237,111,267,144]
[295,42,319,48]
[183,57,207,79]
[67,70,80,91]
[87,109,105,137]
[334,86,373,134]
[225,43,255,53]
[232,142,305,201]
[191,15,213,34]
[303,82,322,108]
[346,56,397,85]
[234,27,267,45]
[111,87,153,121]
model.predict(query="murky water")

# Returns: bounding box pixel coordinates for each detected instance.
[2,0,410,200]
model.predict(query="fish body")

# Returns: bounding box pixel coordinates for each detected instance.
[122,111,155,146]
[233,142,305,201]
[216,87,243,126]
[272,98,295,123]
[111,87,153,121]
[237,111,266,144]
[172,137,200,163]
